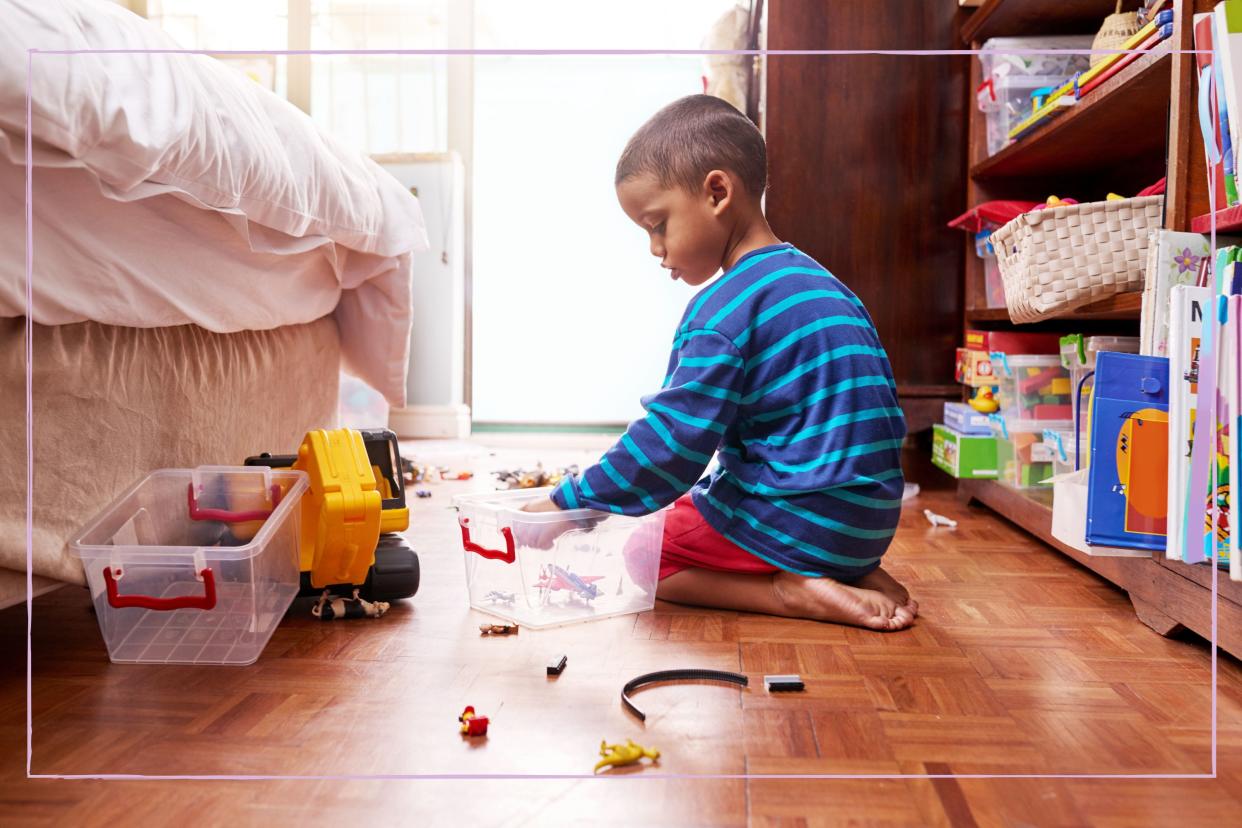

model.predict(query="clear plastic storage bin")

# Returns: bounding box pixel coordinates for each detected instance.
[989,415,1067,488]
[977,37,1092,156]
[72,466,307,665]
[1042,427,1081,478]
[991,352,1072,422]
[1059,334,1141,463]
[453,488,665,629]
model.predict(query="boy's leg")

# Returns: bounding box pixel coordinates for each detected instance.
[658,568,917,631]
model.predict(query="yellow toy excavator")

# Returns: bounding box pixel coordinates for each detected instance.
[246,428,420,602]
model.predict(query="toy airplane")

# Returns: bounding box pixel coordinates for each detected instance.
[594,739,659,773]
[536,564,603,601]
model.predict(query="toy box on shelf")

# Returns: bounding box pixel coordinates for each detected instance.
[991,352,1073,423]
[1059,334,1142,465]
[976,36,1093,156]
[944,401,993,435]
[933,424,998,480]
[72,466,308,665]
[989,414,1066,488]
[453,488,664,629]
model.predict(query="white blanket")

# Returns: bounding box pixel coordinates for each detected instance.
[0,0,428,404]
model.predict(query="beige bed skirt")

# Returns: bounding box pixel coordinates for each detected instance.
[0,317,341,603]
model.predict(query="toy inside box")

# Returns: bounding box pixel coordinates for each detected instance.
[453,488,664,629]
[71,466,307,665]
[989,415,1065,488]
[932,424,998,479]
[991,352,1072,422]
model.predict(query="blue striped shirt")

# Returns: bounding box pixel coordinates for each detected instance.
[550,243,906,579]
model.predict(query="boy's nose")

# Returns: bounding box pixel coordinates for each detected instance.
[650,239,664,259]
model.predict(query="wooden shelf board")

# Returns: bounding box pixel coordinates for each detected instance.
[1190,203,1242,234]
[965,292,1141,323]
[970,47,1172,181]
[959,479,1242,655]
[963,0,1143,45]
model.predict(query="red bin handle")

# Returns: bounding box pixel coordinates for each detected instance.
[458,518,516,564]
[103,567,218,611]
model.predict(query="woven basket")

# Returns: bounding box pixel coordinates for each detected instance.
[991,195,1164,323]
[1090,1,1141,67]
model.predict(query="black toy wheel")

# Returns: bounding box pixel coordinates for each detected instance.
[360,533,420,602]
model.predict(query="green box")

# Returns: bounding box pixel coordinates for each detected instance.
[932,424,998,479]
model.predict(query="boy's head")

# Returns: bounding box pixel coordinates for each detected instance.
[615,95,767,286]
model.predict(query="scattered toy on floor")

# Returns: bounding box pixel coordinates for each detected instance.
[547,653,568,676]
[415,489,432,498]
[763,674,805,692]
[439,469,474,481]
[924,509,958,529]
[594,739,660,773]
[621,668,749,721]
[479,622,518,636]
[312,589,390,621]
[483,590,516,604]
[459,705,489,737]
[492,463,579,490]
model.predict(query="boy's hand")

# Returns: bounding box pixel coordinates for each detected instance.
[516,497,576,549]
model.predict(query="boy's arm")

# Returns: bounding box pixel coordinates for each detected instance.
[549,330,743,514]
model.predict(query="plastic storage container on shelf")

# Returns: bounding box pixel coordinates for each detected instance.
[976,36,1092,156]
[453,488,665,629]
[71,466,307,665]
[991,352,1073,423]
[1059,334,1141,464]
[975,229,1007,309]
[989,415,1066,488]
[1042,427,1081,478]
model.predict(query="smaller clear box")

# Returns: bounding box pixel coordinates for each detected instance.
[1042,427,1081,477]
[989,415,1065,489]
[453,488,664,629]
[72,466,307,665]
[1059,334,1141,463]
[991,353,1072,423]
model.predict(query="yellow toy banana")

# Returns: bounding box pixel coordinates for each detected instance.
[594,739,660,773]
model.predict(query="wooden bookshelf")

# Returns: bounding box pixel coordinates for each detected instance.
[959,480,1242,656]
[962,0,1145,44]
[970,47,1172,181]
[966,291,1142,322]
[956,1,1239,652]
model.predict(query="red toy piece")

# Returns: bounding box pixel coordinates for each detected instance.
[459,705,489,737]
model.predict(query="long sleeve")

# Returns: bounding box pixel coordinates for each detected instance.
[550,330,743,515]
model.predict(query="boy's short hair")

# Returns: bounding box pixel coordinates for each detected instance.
[615,94,767,198]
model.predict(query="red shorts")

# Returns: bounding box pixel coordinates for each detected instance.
[624,494,780,582]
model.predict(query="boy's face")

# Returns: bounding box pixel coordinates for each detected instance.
[617,172,732,287]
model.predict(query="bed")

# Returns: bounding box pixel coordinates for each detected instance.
[0,0,428,606]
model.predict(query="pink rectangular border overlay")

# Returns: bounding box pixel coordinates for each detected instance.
[24,45,1218,782]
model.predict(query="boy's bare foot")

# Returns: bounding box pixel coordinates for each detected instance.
[772,571,915,632]
[854,567,918,617]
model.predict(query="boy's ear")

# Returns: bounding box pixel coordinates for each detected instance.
[703,169,732,215]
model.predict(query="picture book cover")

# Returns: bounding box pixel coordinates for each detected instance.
[1213,294,1235,571]
[1183,248,1229,565]
[1086,352,1170,552]
[1231,295,1242,580]
[1140,230,1209,357]
[1167,285,1212,561]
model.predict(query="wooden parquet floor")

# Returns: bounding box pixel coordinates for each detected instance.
[2,437,1242,826]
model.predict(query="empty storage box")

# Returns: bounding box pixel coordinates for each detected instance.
[453,488,664,629]
[72,466,307,665]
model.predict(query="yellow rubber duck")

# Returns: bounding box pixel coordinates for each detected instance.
[968,386,999,414]
[594,739,660,773]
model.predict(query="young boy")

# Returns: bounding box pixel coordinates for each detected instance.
[524,95,916,631]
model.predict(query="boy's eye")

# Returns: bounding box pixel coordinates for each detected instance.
[652,221,666,234]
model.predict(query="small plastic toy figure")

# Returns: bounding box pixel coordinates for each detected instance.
[968,386,999,414]
[594,739,659,773]
[484,590,516,604]
[479,623,518,636]
[459,706,489,737]
[923,509,958,529]
[311,589,390,621]
[415,489,432,498]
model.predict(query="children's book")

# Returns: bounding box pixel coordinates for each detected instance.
[1167,285,1212,561]
[1216,1,1242,183]
[1230,294,1242,579]
[1212,294,1235,571]
[1085,352,1170,552]
[1196,12,1237,207]
[1140,230,1210,356]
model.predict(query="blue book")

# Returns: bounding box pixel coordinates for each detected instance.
[1085,352,1171,552]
